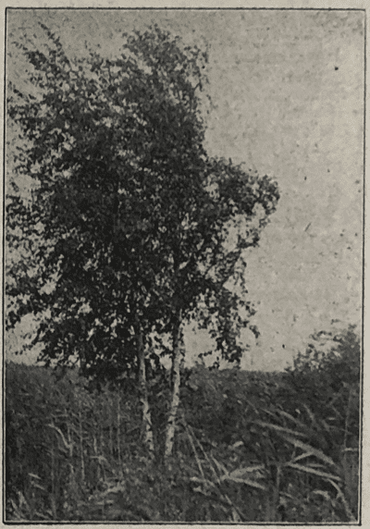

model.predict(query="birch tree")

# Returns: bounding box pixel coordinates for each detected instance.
[7,23,280,460]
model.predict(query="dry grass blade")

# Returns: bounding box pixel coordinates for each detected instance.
[327,478,357,522]
[210,454,228,479]
[227,465,265,479]
[9,499,26,521]
[189,429,220,484]
[189,476,217,491]
[185,427,258,518]
[223,493,244,522]
[273,408,310,430]
[278,435,340,471]
[230,504,242,522]
[288,452,315,465]
[184,421,205,481]
[303,403,331,436]
[47,423,73,451]
[215,464,267,490]
[286,462,341,482]
[221,476,267,491]
[254,420,307,438]
[303,403,317,425]
[28,473,42,480]
[312,489,331,500]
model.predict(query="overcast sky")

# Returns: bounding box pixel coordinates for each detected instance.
[6,8,364,370]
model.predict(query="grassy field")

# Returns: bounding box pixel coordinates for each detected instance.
[5,328,360,522]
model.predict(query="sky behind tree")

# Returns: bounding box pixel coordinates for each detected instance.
[6,8,364,370]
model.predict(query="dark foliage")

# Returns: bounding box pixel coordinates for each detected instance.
[7,24,279,381]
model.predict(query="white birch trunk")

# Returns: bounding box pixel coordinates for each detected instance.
[136,320,154,455]
[164,310,183,461]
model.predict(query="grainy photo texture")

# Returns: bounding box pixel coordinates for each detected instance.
[5,8,363,523]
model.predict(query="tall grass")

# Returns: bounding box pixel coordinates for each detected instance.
[6,326,360,522]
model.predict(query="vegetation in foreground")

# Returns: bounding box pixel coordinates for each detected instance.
[6,326,360,523]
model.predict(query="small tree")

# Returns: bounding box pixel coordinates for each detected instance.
[7,23,280,459]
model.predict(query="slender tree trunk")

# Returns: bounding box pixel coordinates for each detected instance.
[164,310,183,461]
[136,319,154,455]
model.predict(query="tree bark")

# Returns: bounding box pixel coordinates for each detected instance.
[136,319,154,455]
[164,310,183,461]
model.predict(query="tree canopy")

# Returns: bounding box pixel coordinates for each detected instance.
[7,24,279,374]
[7,23,279,456]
